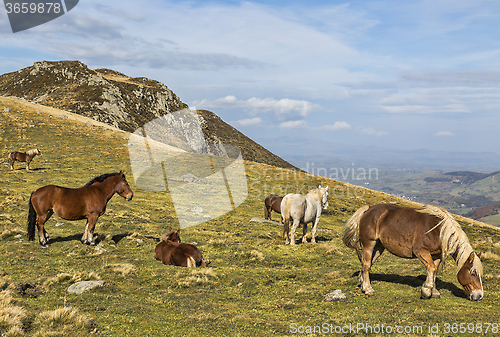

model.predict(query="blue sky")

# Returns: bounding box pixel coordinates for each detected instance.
[1,0,500,162]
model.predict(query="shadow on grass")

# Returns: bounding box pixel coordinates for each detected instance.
[49,233,105,245]
[111,232,132,244]
[9,167,48,172]
[49,233,82,244]
[353,271,467,299]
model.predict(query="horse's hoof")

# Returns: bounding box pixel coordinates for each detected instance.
[41,243,50,248]
[431,289,441,299]
[420,288,432,300]
[364,290,375,296]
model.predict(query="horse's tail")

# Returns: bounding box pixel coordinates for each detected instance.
[281,196,291,237]
[342,205,370,256]
[27,192,37,241]
[187,256,196,268]
[264,201,270,219]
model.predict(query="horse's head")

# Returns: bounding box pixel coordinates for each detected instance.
[116,171,133,201]
[319,185,329,210]
[457,252,483,301]
[36,149,42,157]
[161,229,181,243]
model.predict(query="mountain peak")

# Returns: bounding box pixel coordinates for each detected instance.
[0,60,296,169]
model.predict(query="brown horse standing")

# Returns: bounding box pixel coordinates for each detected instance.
[264,194,283,221]
[343,204,483,301]
[27,172,133,247]
[9,148,42,171]
[155,230,209,267]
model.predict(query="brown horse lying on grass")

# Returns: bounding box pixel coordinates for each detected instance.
[155,230,209,267]
[343,204,483,301]
[264,194,283,222]
[9,148,42,171]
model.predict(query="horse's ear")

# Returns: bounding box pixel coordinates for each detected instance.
[477,252,482,259]
[177,229,181,234]
[318,185,322,188]
[326,185,329,191]
[468,251,475,263]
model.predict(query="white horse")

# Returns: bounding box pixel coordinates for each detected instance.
[281,185,329,245]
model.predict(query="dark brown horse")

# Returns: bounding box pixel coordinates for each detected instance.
[343,204,483,301]
[27,172,133,247]
[155,230,209,267]
[264,194,283,221]
[9,148,42,171]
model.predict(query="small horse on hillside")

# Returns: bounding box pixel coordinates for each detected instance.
[343,203,483,301]
[155,229,209,267]
[281,185,329,245]
[9,148,42,171]
[27,171,133,247]
[264,194,283,222]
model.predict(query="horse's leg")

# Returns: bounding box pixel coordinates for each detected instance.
[302,222,308,244]
[431,258,441,299]
[36,210,53,247]
[360,239,377,296]
[359,242,384,284]
[414,249,438,299]
[310,215,321,244]
[26,158,31,171]
[289,218,300,245]
[81,215,98,245]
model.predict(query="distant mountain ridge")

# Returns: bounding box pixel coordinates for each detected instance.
[0,60,296,169]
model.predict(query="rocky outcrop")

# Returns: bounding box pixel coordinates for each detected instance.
[0,60,297,169]
[0,60,187,132]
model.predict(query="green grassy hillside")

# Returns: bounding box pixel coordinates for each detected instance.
[1,97,500,336]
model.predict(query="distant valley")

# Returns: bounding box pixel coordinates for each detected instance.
[292,161,500,227]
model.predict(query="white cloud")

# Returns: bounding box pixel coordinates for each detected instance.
[279,120,307,129]
[358,127,388,137]
[230,117,262,126]
[435,131,456,137]
[381,104,470,114]
[400,70,500,85]
[193,96,322,117]
[314,121,352,131]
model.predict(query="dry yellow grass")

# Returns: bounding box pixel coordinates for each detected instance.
[33,307,93,336]
[105,263,137,277]
[0,274,28,336]
[176,268,218,287]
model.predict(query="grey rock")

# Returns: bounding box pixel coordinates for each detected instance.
[324,289,346,302]
[67,281,105,295]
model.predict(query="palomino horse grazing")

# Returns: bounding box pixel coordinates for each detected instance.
[27,172,133,247]
[281,185,329,245]
[264,194,283,222]
[343,204,483,301]
[9,148,42,171]
[155,230,209,267]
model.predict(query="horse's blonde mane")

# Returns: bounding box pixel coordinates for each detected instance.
[306,188,322,202]
[306,186,328,204]
[419,205,482,275]
[26,148,40,156]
